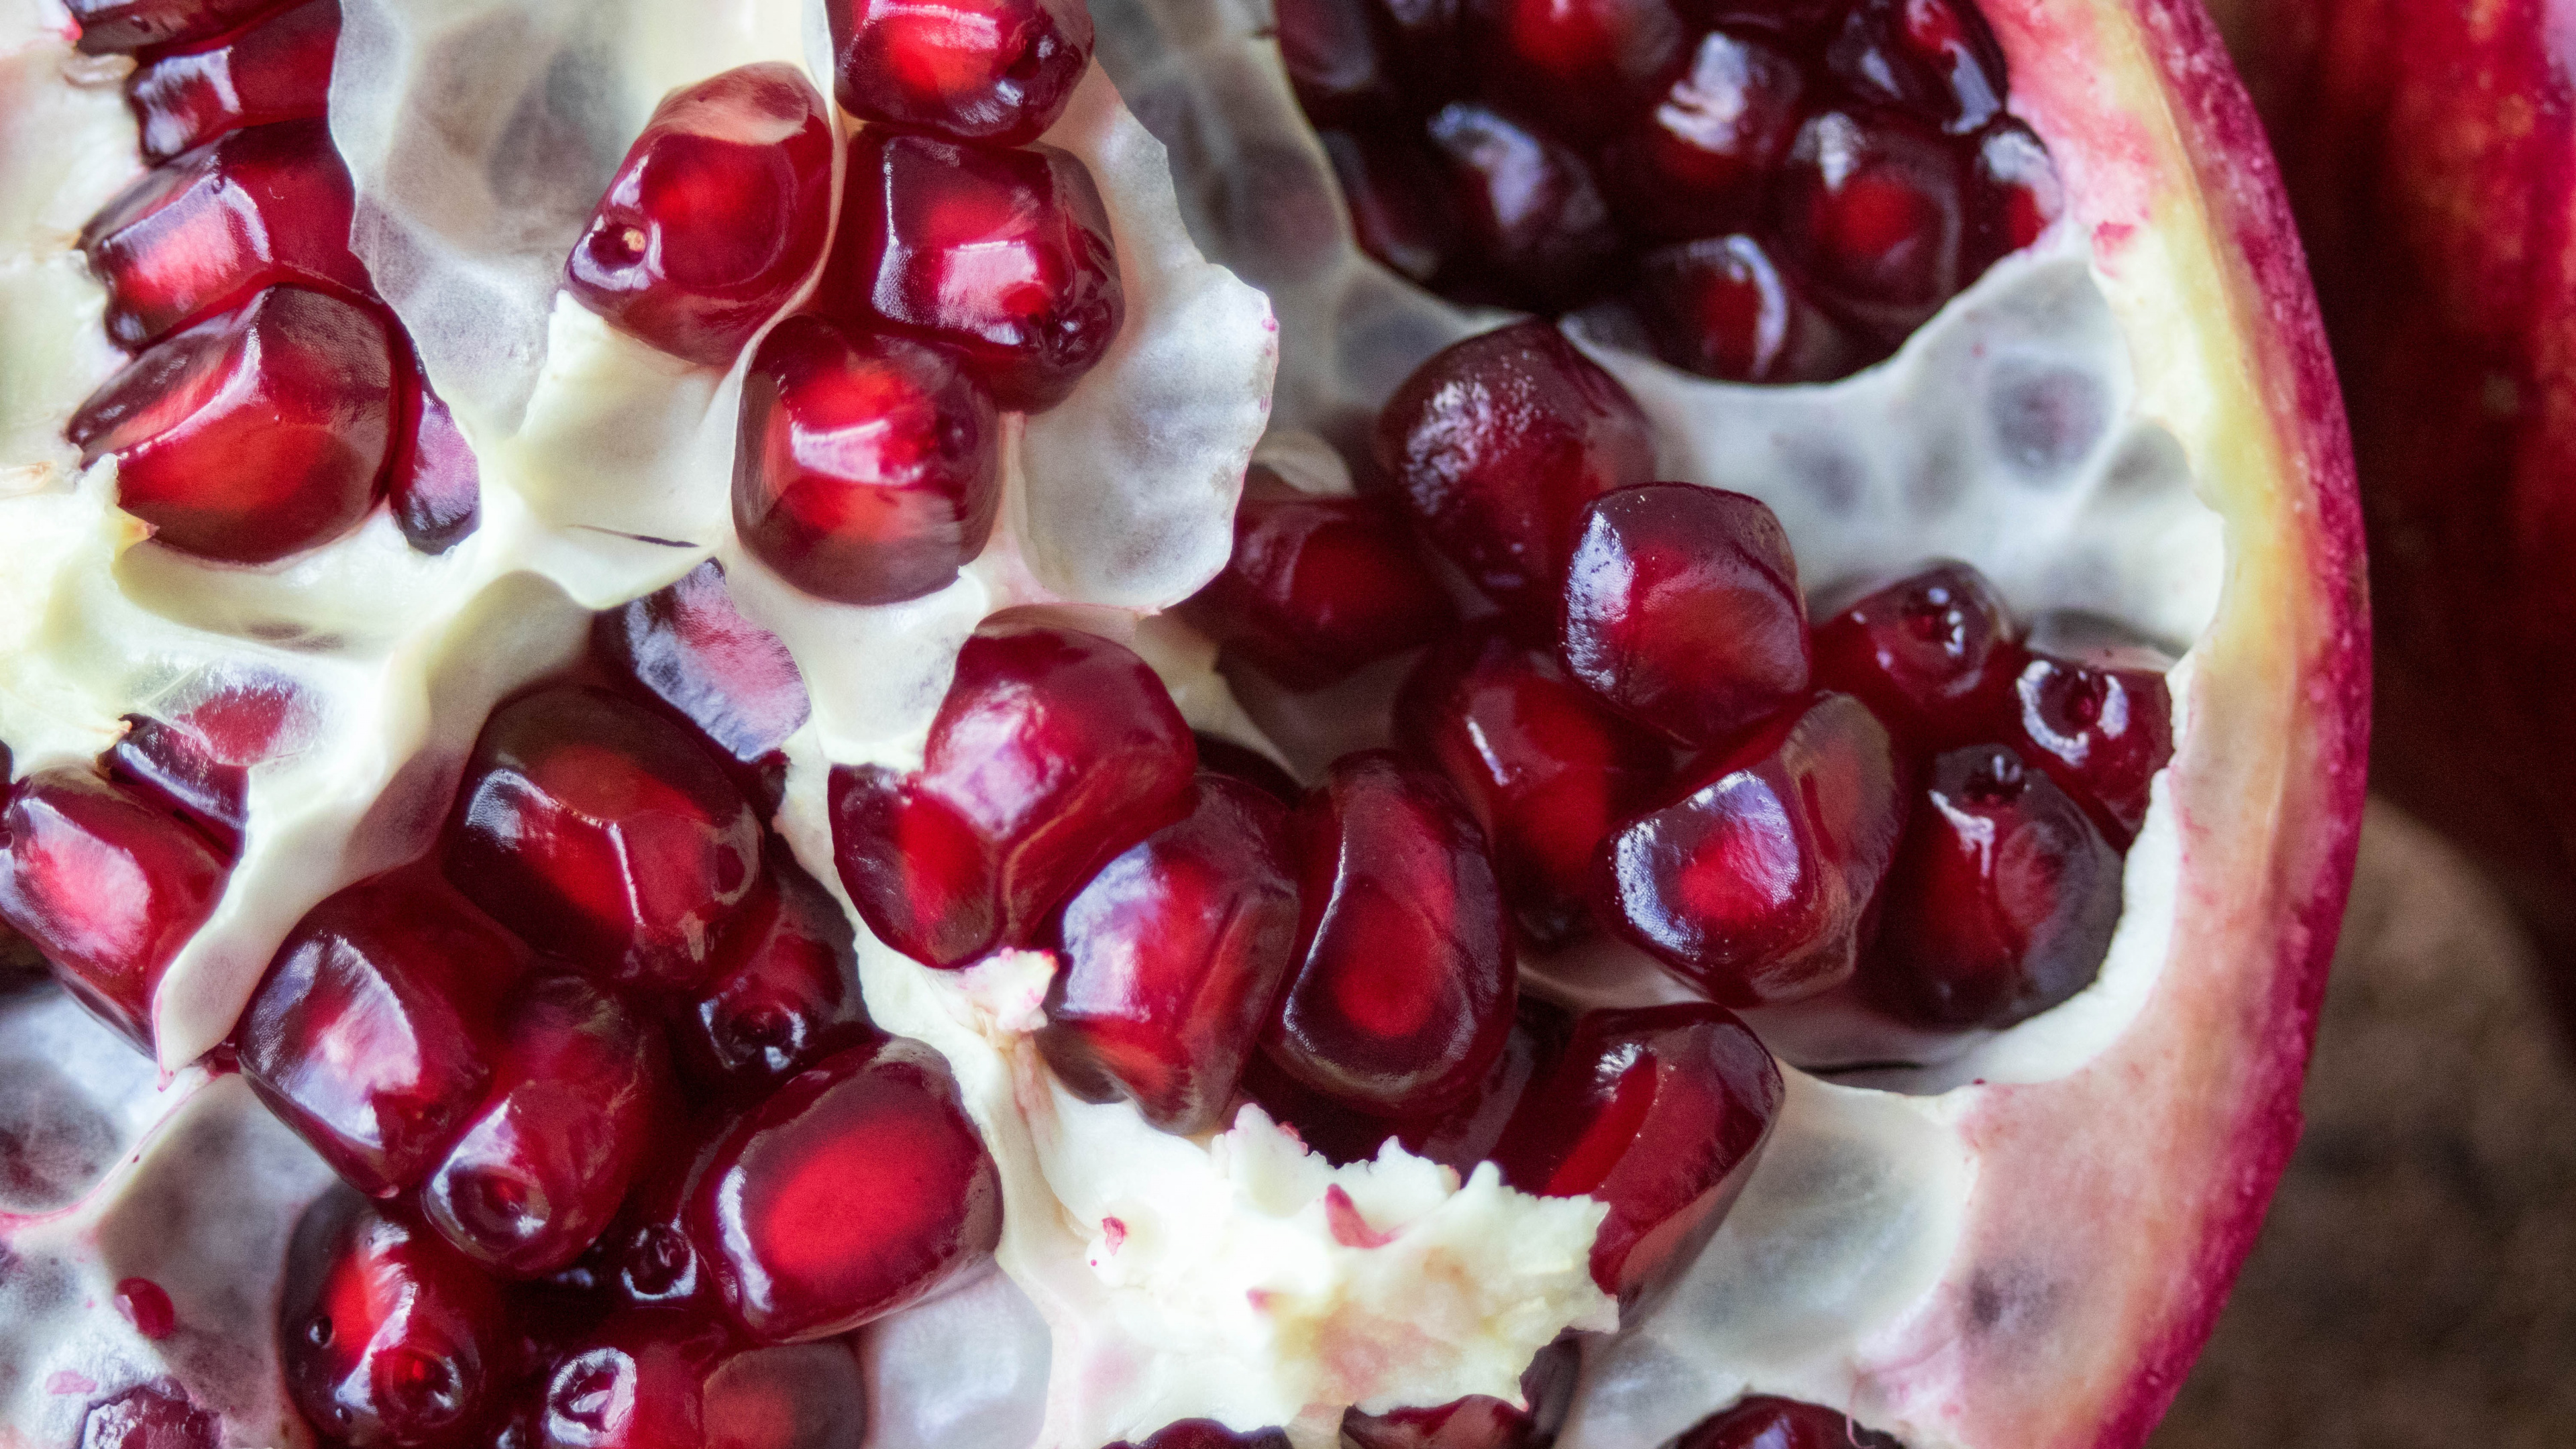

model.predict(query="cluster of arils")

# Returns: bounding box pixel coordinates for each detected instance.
[1275,0,2065,382]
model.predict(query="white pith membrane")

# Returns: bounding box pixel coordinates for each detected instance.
[0,0,2326,1447]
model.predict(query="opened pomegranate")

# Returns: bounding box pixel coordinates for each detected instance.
[0,0,2361,1446]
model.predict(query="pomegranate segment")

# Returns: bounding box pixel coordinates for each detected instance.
[1667,1395,1904,1449]
[1493,1002,1781,1310]
[825,0,1095,146]
[388,374,481,555]
[2010,623,2174,847]
[1177,466,1458,690]
[1601,31,1805,242]
[676,860,874,1102]
[66,0,284,54]
[278,1189,511,1449]
[731,316,1003,608]
[688,1036,1002,1343]
[442,686,761,995]
[1623,235,1859,384]
[66,285,395,566]
[1811,559,2020,755]
[820,133,1124,411]
[123,0,338,164]
[565,64,836,368]
[1597,692,1906,1006]
[0,766,229,1051]
[1422,103,1620,307]
[1823,0,2004,134]
[829,622,1196,968]
[1777,109,1966,341]
[1558,484,1811,746]
[1037,775,1300,1134]
[1264,751,1516,1117]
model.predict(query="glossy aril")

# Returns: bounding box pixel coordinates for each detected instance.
[594,560,808,813]
[1559,484,1811,746]
[1341,1336,1578,1448]
[1190,732,1302,806]
[566,64,835,367]
[1778,109,1966,341]
[1176,466,1458,690]
[1667,1396,1905,1449]
[1862,744,2121,1029]
[2010,625,2175,847]
[689,1036,1002,1343]
[826,0,1093,146]
[236,869,525,1197]
[1462,0,1686,141]
[67,0,283,54]
[527,1311,867,1449]
[1597,692,1906,1006]
[278,1189,509,1449]
[1110,1424,1293,1449]
[1627,235,1860,384]
[580,1107,737,1311]
[0,767,227,1051]
[1827,0,2006,134]
[66,285,394,566]
[1967,119,2064,272]
[1423,103,1619,308]
[1494,1002,1781,1311]
[124,0,338,164]
[1278,0,1399,124]
[1601,28,1805,239]
[76,1383,218,1449]
[390,370,482,555]
[1265,750,1515,1117]
[443,686,761,994]
[676,859,872,1102]
[1391,994,1568,1175]
[822,132,1122,411]
[1375,320,1656,625]
[1810,559,2021,754]
[103,712,252,859]
[1038,775,1300,1135]
[732,316,1002,606]
[829,622,1196,968]
[1318,129,1460,285]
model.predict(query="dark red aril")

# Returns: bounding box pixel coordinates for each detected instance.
[124,0,338,164]
[1176,466,1458,690]
[1318,129,1462,286]
[1601,28,1805,239]
[1038,774,1299,1135]
[1825,0,2008,135]
[596,561,810,816]
[732,315,1002,607]
[1341,1336,1578,1448]
[2010,622,2174,847]
[580,1106,737,1311]
[66,285,394,566]
[1276,0,1399,125]
[1966,118,2065,274]
[1810,559,2021,754]
[566,64,835,368]
[1265,750,1515,1117]
[820,132,1122,411]
[1861,743,2121,1030]
[1462,0,1686,142]
[1667,1396,1905,1449]
[1191,733,1302,806]
[1596,692,1907,1006]
[1394,623,1668,944]
[829,621,1195,968]
[1375,319,1656,627]
[66,0,284,54]
[1559,484,1811,747]
[526,1310,868,1449]
[1108,1424,1293,1449]
[236,869,526,1197]
[1701,0,1845,36]
[443,686,761,994]
[115,1277,178,1339]
[0,767,228,1052]
[1494,1003,1782,1313]
[689,1036,1002,1344]
[279,1189,508,1449]
[76,1383,219,1449]
[1423,103,1620,309]
[102,712,252,859]
[1391,993,1568,1175]
[676,859,873,1102]
[826,0,1093,146]
[1778,110,1966,341]
[389,366,481,555]
[1626,235,1864,384]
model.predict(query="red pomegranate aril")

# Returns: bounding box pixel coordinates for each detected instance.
[733,316,1002,607]
[77,1383,219,1449]
[1393,992,1568,1174]
[1110,1424,1293,1449]
[1597,692,1906,1006]
[66,0,285,54]
[1038,775,1299,1135]
[280,1189,509,1449]
[1668,1396,1905,1449]
[820,132,1123,411]
[581,1106,737,1311]
[1394,624,1668,944]
[237,869,526,1197]
[1778,109,1966,340]
[115,1277,178,1339]
[1601,28,1805,239]
[1375,320,1656,626]
[1264,750,1515,1117]
[1493,1002,1781,1311]
[1462,0,1686,142]
[1810,559,2021,754]
[829,621,1196,968]
[1341,1335,1578,1448]
[124,0,337,164]
[566,65,835,368]
[389,366,481,555]
[1191,732,1302,806]
[443,686,761,994]
[1177,466,1458,690]
[1966,118,2064,272]
[689,1036,1002,1343]
[1861,743,2120,1030]
[1560,484,1811,746]
[826,0,1093,146]
[0,767,227,1051]
[102,712,249,858]
[1627,235,1864,384]
[2010,619,2174,847]
[1318,129,1462,286]
[1423,103,1620,308]
[676,859,873,1102]
[596,561,810,813]
[1277,0,1399,125]
[66,285,394,566]
[1825,0,2007,136]
[528,1311,867,1449]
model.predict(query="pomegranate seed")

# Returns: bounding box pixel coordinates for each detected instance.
[1341,1336,1578,1448]
[1278,0,1399,124]
[1191,733,1301,806]
[675,859,873,1102]
[1318,129,1462,286]
[689,1036,1002,1343]
[1560,484,1811,746]
[390,358,481,555]
[1861,744,2120,1029]
[1462,0,1685,140]
[237,869,525,1196]
[1110,1424,1292,1449]
[1601,31,1805,242]
[75,1384,217,1449]
[280,1189,508,1448]
[1825,0,2008,134]
[1038,775,1300,1135]
[579,1107,738,1312]
[1375,320,1656,626]
[102,712,249,858]
[566,65,835,368]
[1668,1396,1904,1449]
[732,316,1002,607]
[1494,1002,1780,1310]
[1811,561,2021,757]
[1394,624,1668,943]
[1423,103,1619,308]
[113,1277,178,1339]
[820,132,1123,411]
[1177,466,1458,690]
[829,622,1195,968]
[66,286,394,565]
[1596,692,1906,1006]
[594,560,808,814]
[1391,993,1568,1174]
[0,767,227,1052]
[443,686,761,994]
[124,0,337,164]
[1627,235,1863,384]
[66,0,283,53]
[1264,751,1515,1117]
[1967,119,2065,272]
[525,1310,867,1449]
[1778,109,1965,341]
[826,0,1093,146]
[2010,623,2174,847]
